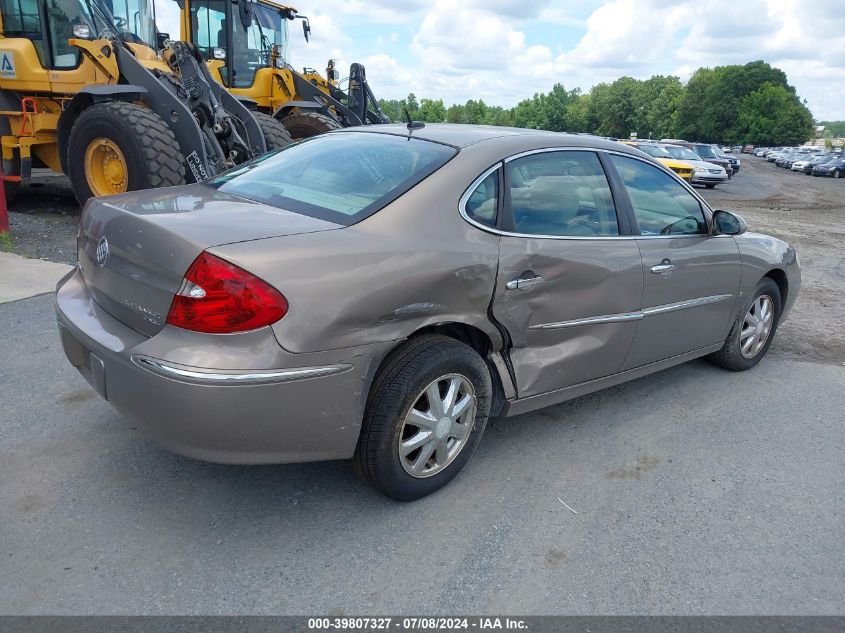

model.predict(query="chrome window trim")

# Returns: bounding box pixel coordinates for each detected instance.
[529,294,734,331]
[458,146,721,241]
[132,356,352,385]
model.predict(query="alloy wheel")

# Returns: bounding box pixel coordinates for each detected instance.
[398,373,477,478]
[740,295,774,359]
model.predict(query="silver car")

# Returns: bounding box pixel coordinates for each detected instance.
[663,143,729,187]
[55,125,801,500]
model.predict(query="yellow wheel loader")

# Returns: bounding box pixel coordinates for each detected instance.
[0,0,290,203]
[172,0,390,139]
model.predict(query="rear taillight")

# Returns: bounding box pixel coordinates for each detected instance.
[166,252,287,333]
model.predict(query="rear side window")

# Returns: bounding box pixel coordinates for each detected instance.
[207,132,457,225]
[464,170,498,227]
[506,151,619,237]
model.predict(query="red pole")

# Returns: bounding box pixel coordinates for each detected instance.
[0,159,9,233]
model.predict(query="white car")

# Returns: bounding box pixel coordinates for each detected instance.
[791,160,812,172]
[662,144,729,188]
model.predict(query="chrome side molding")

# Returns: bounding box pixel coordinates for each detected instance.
[530,294,734,331]
[132,356,352,385]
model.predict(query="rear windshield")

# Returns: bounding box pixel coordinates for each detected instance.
[206,132,457,225]
[636,145,672,158]
[694,144,717,158]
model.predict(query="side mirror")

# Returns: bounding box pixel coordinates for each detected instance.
[72,24,92,39]
[712,210,747,235]
[155,31,170,49]
[301,18,311,42]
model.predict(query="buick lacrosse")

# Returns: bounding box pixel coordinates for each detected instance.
[55,124,800,500]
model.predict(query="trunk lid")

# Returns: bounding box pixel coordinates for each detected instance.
[77,184,341,336]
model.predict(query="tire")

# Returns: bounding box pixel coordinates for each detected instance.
[709,277,781,372]
[835,169,841,179]
[67,102,185,204]
[353,335,493,501]
[252,111,292,151]
[281,111,342,140]
[705,183,716,188]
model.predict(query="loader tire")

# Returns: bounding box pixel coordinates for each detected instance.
[252,111,292,151]
[67,102,185,204]
[281,111,342,139]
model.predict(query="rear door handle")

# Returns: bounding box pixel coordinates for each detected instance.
[506,275,544,290]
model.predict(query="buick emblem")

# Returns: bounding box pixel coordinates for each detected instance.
[95,237,110,267]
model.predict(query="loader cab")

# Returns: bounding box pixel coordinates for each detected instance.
[0,0,156,70]
[186,0,290,88]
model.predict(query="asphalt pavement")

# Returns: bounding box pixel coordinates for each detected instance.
[1,293,842,614]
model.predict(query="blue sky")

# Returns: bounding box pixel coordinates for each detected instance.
[155,0,845,121]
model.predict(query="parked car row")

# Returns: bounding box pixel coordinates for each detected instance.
[621,140,734,188]
[754,146,844,178]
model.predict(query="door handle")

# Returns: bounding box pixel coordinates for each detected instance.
[506,275,544,290]
[650,262,676,275]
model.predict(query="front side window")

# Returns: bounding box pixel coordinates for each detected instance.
[609,154,708,236]
[190,0,225,60]
[1,0,47,64]
[231,3,285,87]
[464,170,498,227]
[207,132,457,225]
[107,0,156,47]
[506,151,619,237]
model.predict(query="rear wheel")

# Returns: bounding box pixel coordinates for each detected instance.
[354,335,492,501]
[67,102,185,204]
[252,111,292,151]
[281,111,342,139]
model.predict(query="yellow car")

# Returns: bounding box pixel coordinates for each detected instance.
[620,142,694,181]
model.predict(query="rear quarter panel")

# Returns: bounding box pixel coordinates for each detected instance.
[210,146,505,354]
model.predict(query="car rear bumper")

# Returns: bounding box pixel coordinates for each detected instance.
[54,267,389,464]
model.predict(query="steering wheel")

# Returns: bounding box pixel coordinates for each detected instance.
[660,216,701,235]
[112,16,127,29]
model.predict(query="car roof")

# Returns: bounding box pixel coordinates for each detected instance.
[338,123,626,151]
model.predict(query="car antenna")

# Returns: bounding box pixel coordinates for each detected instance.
[404,108,425,133]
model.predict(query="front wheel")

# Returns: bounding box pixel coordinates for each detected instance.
[354,335,492,501]
[835,169,841,179]
[67,102,185,204]
[709,277,781,372]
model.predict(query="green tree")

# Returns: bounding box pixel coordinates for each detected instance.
[417,98,447,122]
[736,83,814,145]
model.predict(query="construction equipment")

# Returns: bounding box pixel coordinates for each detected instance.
[174,0,390,139]
[0,0,291,203]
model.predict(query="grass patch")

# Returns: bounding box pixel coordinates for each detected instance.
[0,230,12,252]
